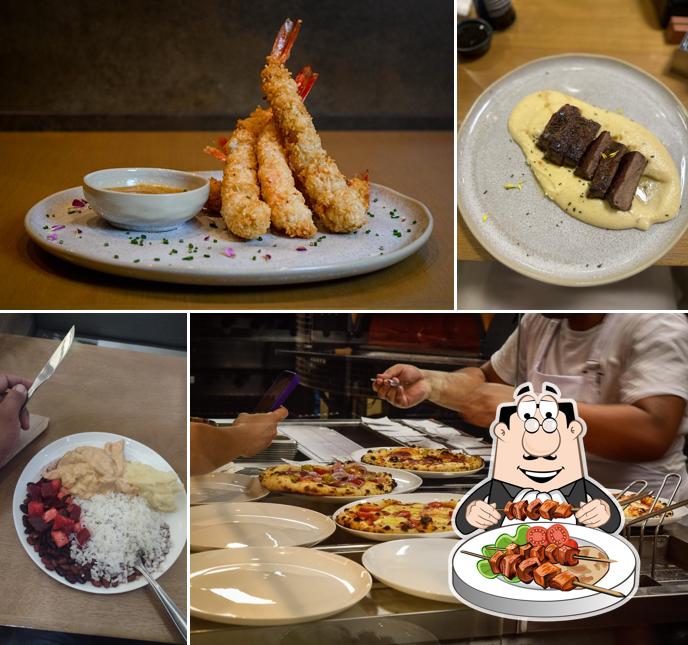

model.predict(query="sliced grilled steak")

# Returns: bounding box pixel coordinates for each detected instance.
[542,113,601,166]
[606,151,648,211]
[562,116,601,166]
[537,104,581,152]
[574,130,612,179]
[588,140,627,198]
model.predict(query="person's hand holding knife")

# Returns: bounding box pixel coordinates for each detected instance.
[0,373,33,463]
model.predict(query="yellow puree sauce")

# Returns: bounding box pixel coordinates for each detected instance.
[107,184,186,194]
[508,90,681,231]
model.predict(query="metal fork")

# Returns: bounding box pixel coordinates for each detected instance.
[135,551,187,642]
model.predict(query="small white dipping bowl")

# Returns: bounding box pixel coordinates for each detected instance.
[83,168,210,232]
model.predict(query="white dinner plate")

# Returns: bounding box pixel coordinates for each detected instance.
[13,432,186,595]
[25,172,433,286]
[458,54,688,286]
[333,492,462,542]
[350,446,485,479]
[190,546,372,625]
[363,538,460,603]
[190,502,336,551]
[609,488,688,527]
[451,522,639,620]
[263,464,423,503]
[190,472,269,506]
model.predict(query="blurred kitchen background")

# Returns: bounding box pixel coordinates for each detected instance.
[0,0,452,130]
[190,313,517,424]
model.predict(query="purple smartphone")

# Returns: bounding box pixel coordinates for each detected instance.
[254,371,300,412]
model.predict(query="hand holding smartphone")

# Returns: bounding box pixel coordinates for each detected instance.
[254,371,300,412]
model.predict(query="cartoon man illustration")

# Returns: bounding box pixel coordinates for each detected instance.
[454,382,623,536]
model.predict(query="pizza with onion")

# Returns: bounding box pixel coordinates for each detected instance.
[258,462,397,496]
[360,446,484,472]
[336,498,458,534]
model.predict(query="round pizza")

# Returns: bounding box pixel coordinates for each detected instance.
[360,446,484,473]
[336,498,458,534]
[258,462,397,497]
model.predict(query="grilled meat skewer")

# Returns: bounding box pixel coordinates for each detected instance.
[461,551,624,598]
[502,500,576,521]
[483,542,615,565]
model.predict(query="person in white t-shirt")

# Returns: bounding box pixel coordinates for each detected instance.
[373,314,688,498]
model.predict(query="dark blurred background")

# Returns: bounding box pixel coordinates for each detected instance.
[190,313,518,422]
[0,0,452,130]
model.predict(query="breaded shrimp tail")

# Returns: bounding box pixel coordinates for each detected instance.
[257,67,319,239]
[261,18,368,233]
[221,107,272,240]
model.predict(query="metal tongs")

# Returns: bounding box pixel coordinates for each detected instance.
[625,474,683,577]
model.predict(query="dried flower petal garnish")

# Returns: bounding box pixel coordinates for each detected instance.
[50,225,66,231]
[223,247,236,258]
[296,246,307,252]
[71,199,86,208]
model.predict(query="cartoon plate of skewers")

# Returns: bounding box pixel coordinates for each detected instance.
[450,522,639,621]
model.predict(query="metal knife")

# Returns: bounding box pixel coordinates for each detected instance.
[26,326,75,401]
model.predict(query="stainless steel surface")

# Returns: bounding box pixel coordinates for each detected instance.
[26,325,75,401]
[192,419,688,645]
[135,553,187,643]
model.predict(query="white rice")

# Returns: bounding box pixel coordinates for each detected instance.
[70,492,171,584]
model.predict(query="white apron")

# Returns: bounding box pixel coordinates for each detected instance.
[526,314,620,488]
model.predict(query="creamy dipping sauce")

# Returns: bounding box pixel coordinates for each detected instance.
[508,90,681,231]
[106,184,186,194]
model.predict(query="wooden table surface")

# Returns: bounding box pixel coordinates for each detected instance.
[457,0,688,264]
[0,130,453,309]
[0,333,187,643]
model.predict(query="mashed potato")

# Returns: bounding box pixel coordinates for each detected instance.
[44,440,182,512]
[508,90,681,231]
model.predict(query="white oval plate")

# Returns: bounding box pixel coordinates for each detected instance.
[350,446,485,479]
[451,522,638,620]
[363,538,460,603]
[190,546,372,625]
[263,464,423,503]
[13,432,186,594]
[190,502,336,551]
[333,492,462,542]
[190,472,269,506]
[25,172,433,286]
[609,488,688,527]
[458,54,688,286]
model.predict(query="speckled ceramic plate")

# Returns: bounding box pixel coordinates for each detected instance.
[458,54,688,286]
[25,171,432,286]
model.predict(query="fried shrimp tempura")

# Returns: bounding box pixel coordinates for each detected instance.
[258,121,317,238]
[262,19,368,233]
[204,177,222,213]
[221,107,272,240]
